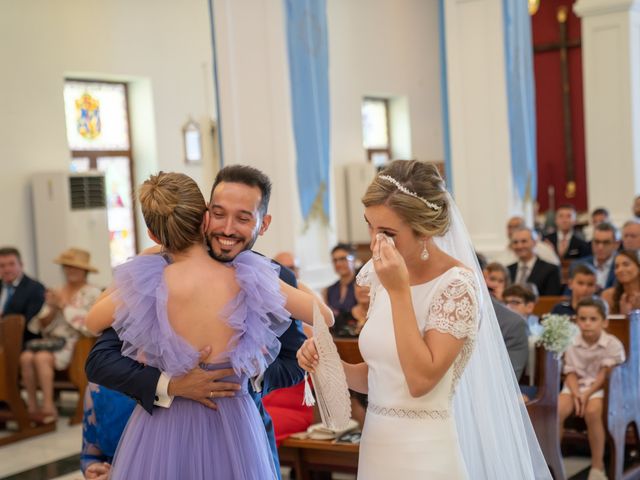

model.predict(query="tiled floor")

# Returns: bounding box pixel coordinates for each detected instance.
[0,407,592,480]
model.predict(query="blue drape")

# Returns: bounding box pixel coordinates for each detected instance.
[438,0,453,189]
[284,0,331,222]
[503,0,538,201]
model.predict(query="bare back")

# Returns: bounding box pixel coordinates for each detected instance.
[164,256,240,362]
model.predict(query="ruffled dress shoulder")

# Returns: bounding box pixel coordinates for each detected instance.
[111,251,291,377]
[109,251,291,480]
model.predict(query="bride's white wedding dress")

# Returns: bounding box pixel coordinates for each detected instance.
[358,266,478,479]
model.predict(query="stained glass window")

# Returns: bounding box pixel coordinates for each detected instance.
[64,81,130,151]
[97,157,136,266]
[64,80,137,267]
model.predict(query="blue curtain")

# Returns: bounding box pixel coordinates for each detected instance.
[438,0,453,190]
[284,0,331,222]
[503,0,538,201]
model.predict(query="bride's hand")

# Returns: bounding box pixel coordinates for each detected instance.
[373,233,409,293]
[296,338,319,373]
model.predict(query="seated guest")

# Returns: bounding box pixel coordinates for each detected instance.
[478,254,528,379]
[484,262,511,301]
[544,204,591,260]
[558,297,625,480]
[622,220,640,251]
[0,246,45,345]
[503,283,541,334]
[508,227,563,295]
[262,381,314,448]
[19,248,101,422]
[491,216,560,267]
[572,222,619,291]
[332,273,370,338]
[274,251,300,279]
[324,243,357,316]
[81,383,136,479]
[492,291,529,380]
[552,264,598,316]
[582,207,610,241]
[602,250,640,314]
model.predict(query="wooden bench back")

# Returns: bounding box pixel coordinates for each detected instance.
[0,315,25,401]
[606,315,630,356]
[533,296,567,318]
[334,338,364,365]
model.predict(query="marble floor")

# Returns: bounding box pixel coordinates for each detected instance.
[0,393,592,480]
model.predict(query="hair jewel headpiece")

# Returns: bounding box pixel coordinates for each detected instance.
[378,175,441,211]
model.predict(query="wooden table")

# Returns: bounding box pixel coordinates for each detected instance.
[279,437,359,479]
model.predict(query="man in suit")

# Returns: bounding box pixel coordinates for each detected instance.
[622,220,640,251]
[543,204,590,260]
[86,165,306,478]
[477,253,528,379]
[0,247,45,345]
[508,227,562,295]
[572,222,619,291]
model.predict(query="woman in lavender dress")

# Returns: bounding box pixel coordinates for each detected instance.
[86,172,332,480]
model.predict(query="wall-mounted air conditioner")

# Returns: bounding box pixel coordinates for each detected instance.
[32,171,112,289]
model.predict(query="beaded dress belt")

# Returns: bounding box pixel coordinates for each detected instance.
[367,403,450,420]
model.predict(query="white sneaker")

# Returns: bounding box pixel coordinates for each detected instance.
[587,467,607,480]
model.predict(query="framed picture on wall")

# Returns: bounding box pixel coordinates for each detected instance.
[183,118,202,164]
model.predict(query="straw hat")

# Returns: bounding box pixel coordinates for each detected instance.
[53,247,99,273]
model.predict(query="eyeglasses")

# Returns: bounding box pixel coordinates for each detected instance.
[592,240,614,246]
[332,255,353,264]
[505,298,524,306]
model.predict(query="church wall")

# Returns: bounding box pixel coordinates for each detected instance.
[0,0,216,276]
[212,0,443,288]
[328,0,444,241]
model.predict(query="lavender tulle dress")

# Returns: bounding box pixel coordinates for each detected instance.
[108,251,292,480]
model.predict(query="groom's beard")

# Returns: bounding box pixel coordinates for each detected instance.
[207,232,259,262]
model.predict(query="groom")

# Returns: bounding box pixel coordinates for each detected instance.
[85,165,306,477]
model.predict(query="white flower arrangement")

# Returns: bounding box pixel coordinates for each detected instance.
[536,314,579,359]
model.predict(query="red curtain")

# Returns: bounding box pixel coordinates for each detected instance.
[532,0,587,212]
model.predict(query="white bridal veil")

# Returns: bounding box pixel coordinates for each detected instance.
[437,192,551,479]
[357,191,551,479]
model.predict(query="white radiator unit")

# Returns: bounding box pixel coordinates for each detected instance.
[32,171,112,289]
[344,162,377,244]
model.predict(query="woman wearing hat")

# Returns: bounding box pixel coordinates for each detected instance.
[19,247,101,423]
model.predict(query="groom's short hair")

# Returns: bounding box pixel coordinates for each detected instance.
[210,165,272,216]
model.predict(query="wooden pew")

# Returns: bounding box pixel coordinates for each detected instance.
[54,335,96,425]
[526,347,566,480]
[334,337,364,365]
[0,315,55,445]
[279,437,359,480]
[534,296,568,318]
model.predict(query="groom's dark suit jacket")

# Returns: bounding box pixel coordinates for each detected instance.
[85,261,305,477]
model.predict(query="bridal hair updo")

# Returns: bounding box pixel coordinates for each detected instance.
[139,172,207,252]
[362,160,450,237]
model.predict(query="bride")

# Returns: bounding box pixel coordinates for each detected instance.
[297,160,551,479]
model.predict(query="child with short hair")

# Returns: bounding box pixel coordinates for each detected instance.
[552,263,598,316]
[503,283,539,333]
[484,262,510,301]
[558,297,625,480]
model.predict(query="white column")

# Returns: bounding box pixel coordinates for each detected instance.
[443,0,527,256]
[574,0,640,225]
[211,0,336,288]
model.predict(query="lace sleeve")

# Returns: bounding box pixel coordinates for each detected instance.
[425,268,479,340]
